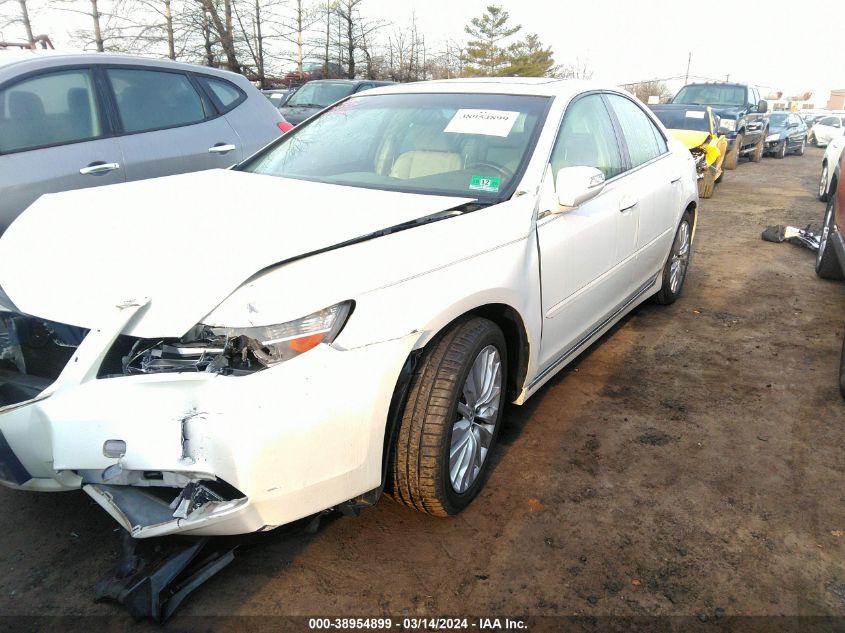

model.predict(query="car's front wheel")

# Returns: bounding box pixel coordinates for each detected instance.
[775,139,788,159]
[819,163,830,201]
[389,317,507,516]
[655,211,693,305]
[795,139,806,156]
[816,195,844,280]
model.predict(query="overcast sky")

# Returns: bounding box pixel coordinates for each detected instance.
[3,0,841,95]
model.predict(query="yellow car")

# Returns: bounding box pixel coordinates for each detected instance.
[650,104,728,198]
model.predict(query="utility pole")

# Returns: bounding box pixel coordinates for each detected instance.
[725,73,730,82]
[684,52,691,85]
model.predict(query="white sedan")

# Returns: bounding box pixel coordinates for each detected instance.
[0,79,698,538]
[810,114,845,147]
[819,134,845,201]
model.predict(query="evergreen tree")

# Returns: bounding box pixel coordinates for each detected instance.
[463,5,520,77]
[504,33,554,77]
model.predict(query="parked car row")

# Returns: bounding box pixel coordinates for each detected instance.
[808,113,845,147]
[0,72,701,540]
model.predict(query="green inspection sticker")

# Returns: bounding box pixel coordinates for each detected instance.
[469,175,501,192]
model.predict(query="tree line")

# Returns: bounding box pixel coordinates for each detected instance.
[1,1,593,87]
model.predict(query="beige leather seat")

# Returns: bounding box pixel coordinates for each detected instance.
[389,149,462,180]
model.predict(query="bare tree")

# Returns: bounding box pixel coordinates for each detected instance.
[1,0,37,44]
[200,0,240,72]
[622,79,672,104]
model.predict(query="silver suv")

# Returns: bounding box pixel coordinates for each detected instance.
[0,51,283,232]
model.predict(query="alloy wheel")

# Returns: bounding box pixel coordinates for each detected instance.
[450,345,502,494]
[818,199,834,266]
[669,220,691,294]
[820,165,828,198]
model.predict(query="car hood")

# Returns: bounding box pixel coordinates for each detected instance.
[279,105,322,125]
[668,129,711,150]
[709,106,744,120]
[0,169,474,337]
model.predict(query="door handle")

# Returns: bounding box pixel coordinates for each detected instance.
[619,197,639,213]
[79,162,120,175]
[208,143,236,154]
[670,175,682,184]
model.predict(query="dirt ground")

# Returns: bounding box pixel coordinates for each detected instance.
[1,147,844,630]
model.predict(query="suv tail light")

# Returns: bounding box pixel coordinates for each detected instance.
[277,121,294,134]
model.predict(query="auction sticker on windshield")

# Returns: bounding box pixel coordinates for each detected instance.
[686,111,706,119]
[445,109,520,137]
[469,176,501,193]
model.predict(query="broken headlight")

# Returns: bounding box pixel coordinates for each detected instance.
[116,301,353,376]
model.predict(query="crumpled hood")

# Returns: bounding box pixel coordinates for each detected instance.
[0,169,473,337]
[668,129,711,150]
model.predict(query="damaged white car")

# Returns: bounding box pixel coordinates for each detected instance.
[0,79,698,538]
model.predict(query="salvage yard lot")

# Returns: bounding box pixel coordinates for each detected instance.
[1,147,843,625]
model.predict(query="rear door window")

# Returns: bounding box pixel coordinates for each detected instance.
[0,69,103,154]
[605,94,667,168]
[106,68,206,133]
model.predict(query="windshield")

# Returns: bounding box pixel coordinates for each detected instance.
[286,82,357,108]
[673,84,746,107]
[243,92,550,199]
[652,108,710,132]
[769,113,788,126]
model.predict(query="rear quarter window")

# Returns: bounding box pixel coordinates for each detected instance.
[196,76,245,112]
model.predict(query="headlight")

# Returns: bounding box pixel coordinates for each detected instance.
[766,134,781,143]
[719,119,736,132]
[113,301,353,376]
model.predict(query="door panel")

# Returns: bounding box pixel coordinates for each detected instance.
[537,93,630,370]
[105,67,243,182]
[0,67,125,232]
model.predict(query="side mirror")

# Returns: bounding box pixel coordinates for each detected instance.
[757,100,768,113]
[555,166,606,208]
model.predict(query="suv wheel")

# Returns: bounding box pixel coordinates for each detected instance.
[724,134,742,170]
[389,317,507,516]
[751,131,766,162]
[816,195,844,280]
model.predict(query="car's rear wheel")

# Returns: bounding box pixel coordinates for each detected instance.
[819,163,830,201]
[655,211,692,305]
[389,317,507,516]
[816,195,844,280]
[751,131,766,162]
[775,139,788,159]
[724,134,742,170]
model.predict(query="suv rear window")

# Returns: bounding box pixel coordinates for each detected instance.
[196,76,244,112]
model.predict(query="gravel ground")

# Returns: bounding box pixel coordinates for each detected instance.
[0,147,843,631]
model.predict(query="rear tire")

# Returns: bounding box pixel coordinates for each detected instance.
[816,196,844,280]
[389,317,507,516]
[724,134,742,170]
[751,131,766,162]
[655,211,693,305]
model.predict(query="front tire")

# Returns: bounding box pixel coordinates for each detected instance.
[816,195,844,280]
[389,317,507,516]
[775,139,788,159]
[819,163,830,202]
[724,134,743,170]
[796,139,806,156]
[655,211,693,305]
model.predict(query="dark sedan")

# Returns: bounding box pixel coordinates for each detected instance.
[765,112,807,158]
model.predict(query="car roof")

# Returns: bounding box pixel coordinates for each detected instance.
[363,77,616,99]
[0,50,249,84]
